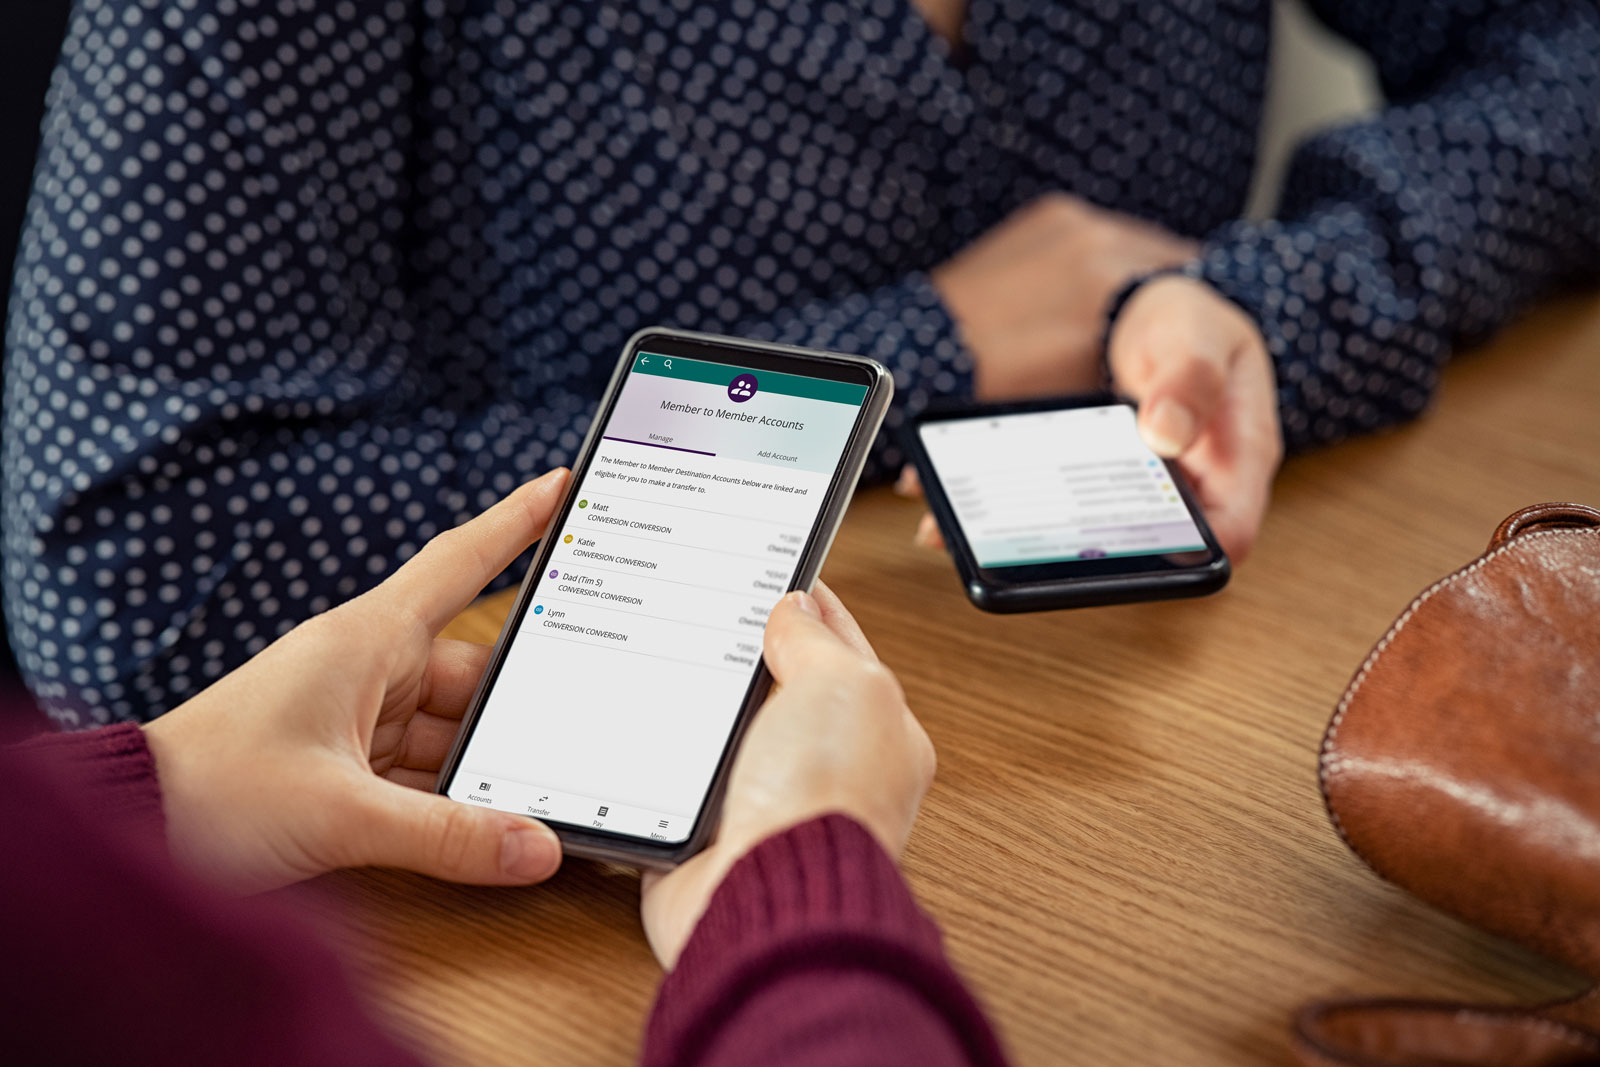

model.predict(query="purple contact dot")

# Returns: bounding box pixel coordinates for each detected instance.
[549,569,558,578]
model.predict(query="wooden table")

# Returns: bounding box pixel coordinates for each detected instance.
[317,294,1600,1066]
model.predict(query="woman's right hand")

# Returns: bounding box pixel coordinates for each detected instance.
[639,584,935,969]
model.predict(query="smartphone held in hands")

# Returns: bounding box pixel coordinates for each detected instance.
[437,329,891,868]
[903,395,1229,613]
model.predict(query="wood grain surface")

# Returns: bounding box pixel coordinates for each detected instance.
[309,294,1600,1066]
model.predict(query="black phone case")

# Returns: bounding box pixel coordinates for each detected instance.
[901,394,1230,614]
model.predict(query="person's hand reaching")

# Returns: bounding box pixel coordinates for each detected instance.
[640,583,936,969]
[916,194,1283,562]
[142,469,572,893]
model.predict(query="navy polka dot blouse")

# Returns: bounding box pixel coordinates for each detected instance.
[6,0,1599,726]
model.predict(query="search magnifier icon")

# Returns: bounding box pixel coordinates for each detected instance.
[664,359,673,369]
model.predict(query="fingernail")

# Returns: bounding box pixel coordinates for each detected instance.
[790,590,821,618]
[1142,399,1196,457]
[500,825,560,881]
[914,513,941,548]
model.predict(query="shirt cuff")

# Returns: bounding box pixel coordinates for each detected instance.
[16,721,166,837]
[1191,216,1441,452]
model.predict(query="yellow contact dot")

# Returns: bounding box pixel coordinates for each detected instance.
[563,534,573,543]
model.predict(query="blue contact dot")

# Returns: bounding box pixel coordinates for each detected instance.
[534,605,544,614]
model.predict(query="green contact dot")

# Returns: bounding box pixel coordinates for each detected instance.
[578,499,588,508]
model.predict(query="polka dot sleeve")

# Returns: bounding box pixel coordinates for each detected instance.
[0,0,529,727]
[0,0,972,725]
[1192,0,1600,452]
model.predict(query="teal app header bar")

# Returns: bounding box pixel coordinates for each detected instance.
[632,353,867,406]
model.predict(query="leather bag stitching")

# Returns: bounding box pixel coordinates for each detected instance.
[1317,527,1595,877]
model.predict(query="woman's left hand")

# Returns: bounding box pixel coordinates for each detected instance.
[143,469,571,893]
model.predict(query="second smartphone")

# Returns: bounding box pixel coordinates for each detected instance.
[437,329,891,868]
[903,394,1230,612]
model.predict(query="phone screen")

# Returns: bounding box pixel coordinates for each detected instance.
[918,403,1208,568]
[444,347,871,845]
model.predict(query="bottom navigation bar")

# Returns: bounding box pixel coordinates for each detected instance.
[453,771,692,845]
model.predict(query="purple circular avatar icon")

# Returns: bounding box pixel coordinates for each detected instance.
[727,373,758,403]
[1078,548,1108,559]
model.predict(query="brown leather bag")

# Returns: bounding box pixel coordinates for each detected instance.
[1296,502,1600,1067]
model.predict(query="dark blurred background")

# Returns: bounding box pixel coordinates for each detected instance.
[0,0,72,706]
[1,1,69,318]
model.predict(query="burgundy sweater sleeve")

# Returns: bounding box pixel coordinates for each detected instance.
[5,725,1006,1066]
[643,814,1011,1067]
[18,719,168,831]
[1,723,427,1067]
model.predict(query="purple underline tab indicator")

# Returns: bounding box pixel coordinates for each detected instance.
[603,436,716,456]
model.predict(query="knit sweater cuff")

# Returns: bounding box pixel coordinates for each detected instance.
[17,722,166,835]
[644,813,1005,1067]
[697,812,942,951]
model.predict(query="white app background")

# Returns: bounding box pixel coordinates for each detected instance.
[920,405,1207,568]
